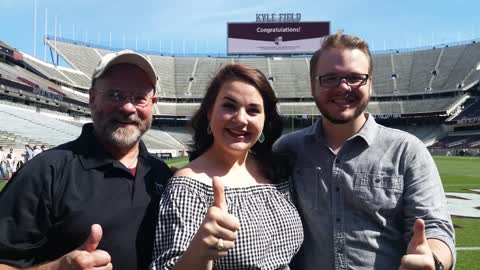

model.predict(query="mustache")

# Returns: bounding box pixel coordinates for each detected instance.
[109,112,142,125]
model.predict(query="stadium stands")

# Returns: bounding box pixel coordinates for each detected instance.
[46,39,480,102]
[2,37,480,152]
[270,57,311,98]
[372,53,396,95]
[0,103,81,146]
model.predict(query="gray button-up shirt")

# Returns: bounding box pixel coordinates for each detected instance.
[274,115,455,270]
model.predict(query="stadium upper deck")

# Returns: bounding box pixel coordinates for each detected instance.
[46,37,480,96]
[1,36,479,118]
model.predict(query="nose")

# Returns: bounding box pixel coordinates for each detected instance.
[337,78,351,91]
[117,98,138,113]
[234,109,248,125]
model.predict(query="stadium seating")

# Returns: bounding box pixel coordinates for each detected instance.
[46,39,478,100]
[0,103,81,146]
[270,57,311,98]
[372,54,395,95]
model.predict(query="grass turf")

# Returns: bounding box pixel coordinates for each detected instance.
[433,156,480,269]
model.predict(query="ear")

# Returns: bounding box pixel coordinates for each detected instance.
[151,96,158,104]
[207,109,212,121]
[89,88,96,109]
[310,80,316,97]
[368,77,373,95]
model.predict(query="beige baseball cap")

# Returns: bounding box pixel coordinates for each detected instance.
[91,49,158,92]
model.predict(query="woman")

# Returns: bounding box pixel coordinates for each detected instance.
[150,64,303,270]
[5,153,14,180]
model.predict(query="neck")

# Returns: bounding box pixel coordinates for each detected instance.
[322,113,368,152]
[98,137,140,168]
[204,145,249,171]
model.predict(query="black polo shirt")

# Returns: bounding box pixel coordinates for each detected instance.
[0,123,172,270]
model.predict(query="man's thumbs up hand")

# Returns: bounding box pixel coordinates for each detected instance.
[400,219,435,270]
[80,224,103,252]
[56,224,112,270]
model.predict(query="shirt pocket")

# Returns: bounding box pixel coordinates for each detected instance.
[353,173,404,219]
[293,167,322,212]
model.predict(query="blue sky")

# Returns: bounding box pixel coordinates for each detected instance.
[1,0,479,61]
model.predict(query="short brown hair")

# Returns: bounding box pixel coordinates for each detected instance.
[309,32,372,78]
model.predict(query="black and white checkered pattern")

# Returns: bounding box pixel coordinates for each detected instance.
[149,176,304,270]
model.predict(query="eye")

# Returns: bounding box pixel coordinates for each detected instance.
[247,107,262,115]
[222,102,236,111]
[348,74,367,83]
[322,76,339,84]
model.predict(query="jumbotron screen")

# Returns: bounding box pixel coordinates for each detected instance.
[227,21,330,55]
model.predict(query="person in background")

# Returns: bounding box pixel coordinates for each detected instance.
[32,145,42,157]
[0,50,172,270]
[4,153,14,180]
[274,32,455,270]
[0,146,6,180]
[150,64,303,270]
[24,144,34,163]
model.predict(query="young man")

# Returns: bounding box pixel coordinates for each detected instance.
[0,50,172,270]
[275,33,455,270]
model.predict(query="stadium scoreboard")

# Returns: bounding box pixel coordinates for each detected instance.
[227,17,329,55]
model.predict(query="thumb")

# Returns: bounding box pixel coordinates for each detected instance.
[212,176,227,212]
[408,218,427,254]
[80,224,103,252]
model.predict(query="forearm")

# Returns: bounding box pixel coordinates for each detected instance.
[0,265,18,270]
[428,239,453,269]
[172,248,212,270]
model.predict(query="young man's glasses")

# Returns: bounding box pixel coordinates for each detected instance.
[95,89,156,108]
[312,74,369,88]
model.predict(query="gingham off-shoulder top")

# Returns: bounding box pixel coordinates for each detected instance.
[150,176,304,270]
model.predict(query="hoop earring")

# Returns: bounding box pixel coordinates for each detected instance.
[258,133,265,143]
[207,124,212,135]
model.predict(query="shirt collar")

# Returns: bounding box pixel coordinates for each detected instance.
[352,113,378,146]
[305,113,378,146]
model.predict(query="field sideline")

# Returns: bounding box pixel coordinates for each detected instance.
[1,156,479,268]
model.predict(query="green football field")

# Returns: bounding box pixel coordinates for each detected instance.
[1,156,479,268]
[433,156,480,269]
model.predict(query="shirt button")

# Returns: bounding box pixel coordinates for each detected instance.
[375,179,381,183]
[335,187,340,192]
[335,159,340,164]
[336,218,341,222]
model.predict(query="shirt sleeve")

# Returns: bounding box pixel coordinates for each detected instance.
[402,137,456,267]
[150,181,208,270]
[0,157,55,268]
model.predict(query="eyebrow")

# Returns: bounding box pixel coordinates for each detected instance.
[223,96,263,108]
[101,88,154,95]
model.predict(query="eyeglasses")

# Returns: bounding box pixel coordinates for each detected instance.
[94,89,155,108]
[312,74,369,88]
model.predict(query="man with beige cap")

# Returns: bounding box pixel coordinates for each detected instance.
[0,50,172,270]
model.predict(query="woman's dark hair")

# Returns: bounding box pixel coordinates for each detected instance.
[189,64,286,181]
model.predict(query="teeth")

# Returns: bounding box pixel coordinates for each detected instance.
[332,96,356,105]
[229,129,246,135]
[332,99,351,105]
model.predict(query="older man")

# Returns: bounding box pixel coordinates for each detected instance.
[0,50,172,270]
[275,33,455,270]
